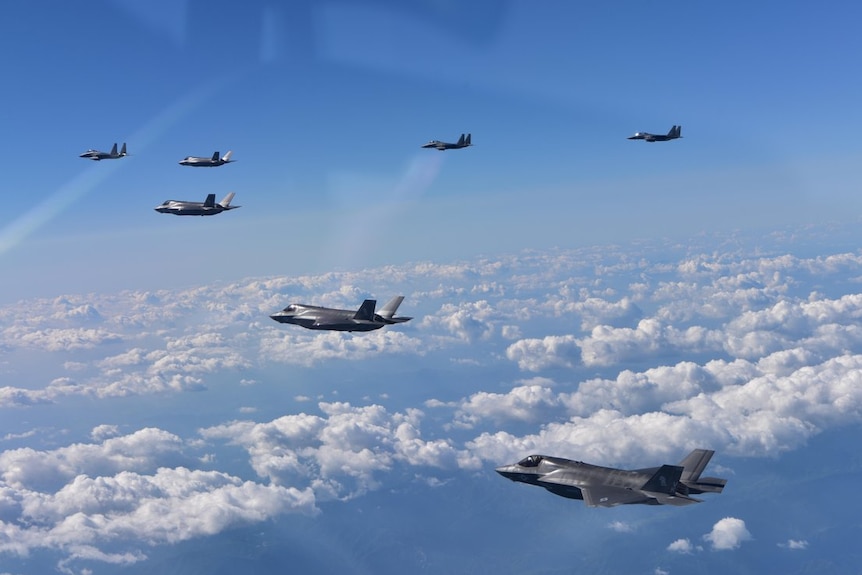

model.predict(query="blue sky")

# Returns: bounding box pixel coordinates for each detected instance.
[2,2,862,574]
[1,1,862,300]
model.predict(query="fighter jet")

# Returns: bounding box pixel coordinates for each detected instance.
[154,192,240,216]
[80,142,127,160]
[270,296,412,332]
[179,150,234,167]
[628,125,682,142]
[496,448,726,507]
[422,133,472,151]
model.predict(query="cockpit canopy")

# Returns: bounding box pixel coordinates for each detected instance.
[282,304,298,312]
[517,455,543,467]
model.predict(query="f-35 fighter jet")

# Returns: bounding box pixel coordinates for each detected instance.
[422,133,472,151]
[496,448,726,507]
[80,142,127,160]
[154,192,240,216]
[270,296,412,332]
[179,150,234,167]
[628,125,681,142]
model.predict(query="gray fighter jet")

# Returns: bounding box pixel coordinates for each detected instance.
[627,125,682,142]
[270,296,412,332]
[496,448,726,507]
[80,142,127,160]
[179,150,234,167]
[154,192,240,216]
[422,133,472,151]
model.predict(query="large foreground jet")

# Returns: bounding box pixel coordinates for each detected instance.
[496,449,726,507]
[270,296,412,332]
[80,142,127,160]
[154,192,240,216]
[179,150,234,167]
[628,125,681,142]
[422,133,472,151]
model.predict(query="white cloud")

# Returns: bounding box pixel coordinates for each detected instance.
[608,520,633,533]
[505,335,580,371]
[779,539,808,550]
[703,517,752,550]
[667,538,695,554]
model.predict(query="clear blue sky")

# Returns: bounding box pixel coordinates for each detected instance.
[1,1,861,300]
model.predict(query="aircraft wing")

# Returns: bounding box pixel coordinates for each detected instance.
[581,485,651,507]
[539,471,649,507]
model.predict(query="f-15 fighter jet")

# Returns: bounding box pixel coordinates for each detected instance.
[80,142,127,160]
[422,133,472,150]
[496,448,726,507]
[627,125,682,142]
[270,296,412,332]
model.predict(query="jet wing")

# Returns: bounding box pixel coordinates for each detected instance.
[581,486,651,507]
[538,471,649,507]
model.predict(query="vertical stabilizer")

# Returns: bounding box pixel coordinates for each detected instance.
[678,449,714,482]
[211,151,220,161]
[354,299,377,321]
[641,465,683,495]
[110,143,118,156]
[218,192,235,207]
[457,133,465,146]
[465,133,472,146]
[378,296,405,319]
[222,151,233,162]
[203,194,216,208]
[120,143,127,156]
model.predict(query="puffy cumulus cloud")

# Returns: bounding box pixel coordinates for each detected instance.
[0,428,186,491]
[258,329,425,367]
[505,335,580,371]
[451,385,563,428]
[1,467,315,572]
[560,362,715,416]
[578,319,723,367]
[201,402,462,499]
[420,300,497,342]
[6,327,123,352]
[667,538,696,554]
[703,517,751,550]
[608,520,633,533]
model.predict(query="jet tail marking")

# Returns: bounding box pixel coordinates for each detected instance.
[641,464,684,495]
[354,299,377,321]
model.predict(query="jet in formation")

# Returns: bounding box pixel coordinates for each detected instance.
[270,296,412,332]
[179,150,234,167]
[154,192,240,216]
[628,125,682,142]
[80,142,127,160]
[422,133,472,151]
[496,448,726,507]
